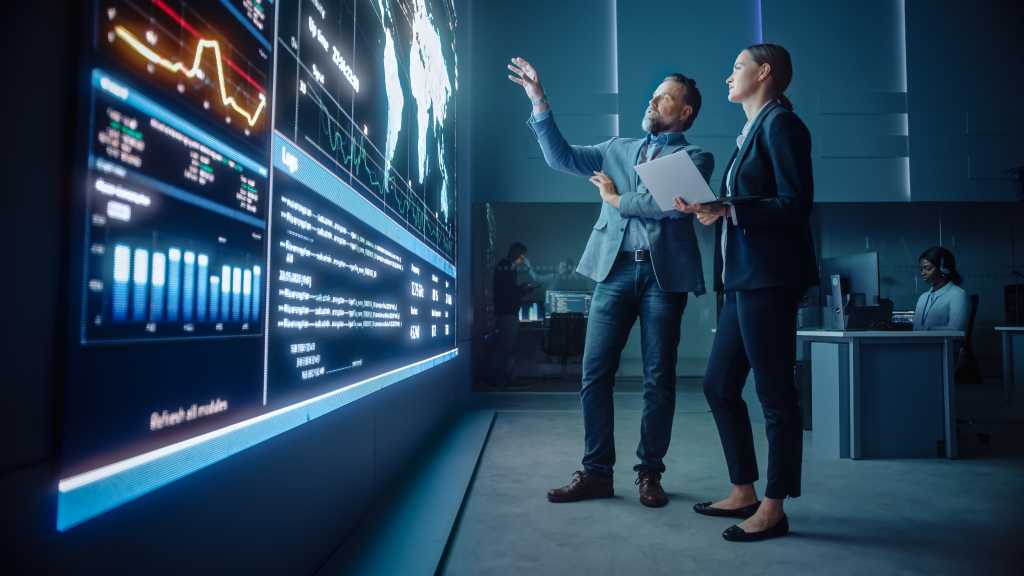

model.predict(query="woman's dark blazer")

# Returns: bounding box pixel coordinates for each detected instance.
[712,101,819,293]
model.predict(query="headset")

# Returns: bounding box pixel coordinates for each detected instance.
[937,249,952,276]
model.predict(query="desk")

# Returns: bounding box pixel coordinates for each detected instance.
[798,330,963,459]
[509,321,586,380]
[995,326,1024,402]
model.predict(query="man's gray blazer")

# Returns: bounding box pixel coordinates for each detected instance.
[528,112,713,295]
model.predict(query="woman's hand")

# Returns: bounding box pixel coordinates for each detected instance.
[589,171,620,208]
[674,197,728,226]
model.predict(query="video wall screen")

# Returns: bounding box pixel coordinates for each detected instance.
[60,0,459,531]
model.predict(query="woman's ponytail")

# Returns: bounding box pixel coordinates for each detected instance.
[746,43,794,111]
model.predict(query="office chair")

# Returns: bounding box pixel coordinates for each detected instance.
[956,294,982,385]
[543,312,586,379]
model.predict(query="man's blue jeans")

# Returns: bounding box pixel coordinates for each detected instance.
[580,254,688,477]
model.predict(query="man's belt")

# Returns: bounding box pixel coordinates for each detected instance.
[620,249,650,262]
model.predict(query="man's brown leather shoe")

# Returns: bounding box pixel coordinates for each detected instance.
[636,470,668,508]
[547,471,614,503]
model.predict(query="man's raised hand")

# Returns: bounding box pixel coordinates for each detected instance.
[508,57,546,105]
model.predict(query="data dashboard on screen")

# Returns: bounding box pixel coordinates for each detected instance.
[60,0,458,531]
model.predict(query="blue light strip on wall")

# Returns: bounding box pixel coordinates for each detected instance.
[272,133,456,278]
[755,0,764,44]
[57,347,458,531]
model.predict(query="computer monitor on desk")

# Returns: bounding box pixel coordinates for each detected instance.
[821,252,880,307]
[546,291,592,318]
[822,252,882,330]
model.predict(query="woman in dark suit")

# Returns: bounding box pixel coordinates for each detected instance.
[676,43,817,542]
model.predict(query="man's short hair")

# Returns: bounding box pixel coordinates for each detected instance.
[665,73,702,131]
[508,242,528,261]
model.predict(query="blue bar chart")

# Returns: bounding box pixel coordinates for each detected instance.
[167,249,182,322]
[150,252,166,322]
[197,254,209,322]
[93,243,263,339]
[132,249,149,322]
[112,245,131,322]
[183,252,196,323]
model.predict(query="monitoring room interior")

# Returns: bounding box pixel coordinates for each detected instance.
[5,1,1024,574]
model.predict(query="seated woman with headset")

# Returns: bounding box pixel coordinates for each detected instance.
[914,246,969,332]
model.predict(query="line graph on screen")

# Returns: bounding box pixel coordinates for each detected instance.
[302,84,454,258]
[101,0,270,137]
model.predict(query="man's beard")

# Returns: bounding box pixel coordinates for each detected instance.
[641,108,663,134]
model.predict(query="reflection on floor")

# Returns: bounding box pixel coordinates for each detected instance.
[442,383,1024,575]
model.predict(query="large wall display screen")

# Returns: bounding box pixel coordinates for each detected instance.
[60,0,458,531]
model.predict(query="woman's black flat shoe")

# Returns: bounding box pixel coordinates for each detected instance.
[692,501,761,519]
[722,514,789,542]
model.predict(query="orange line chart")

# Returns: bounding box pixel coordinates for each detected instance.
[113,25,267,127]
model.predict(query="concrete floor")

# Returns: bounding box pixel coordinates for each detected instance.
[441,386,1024,575]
